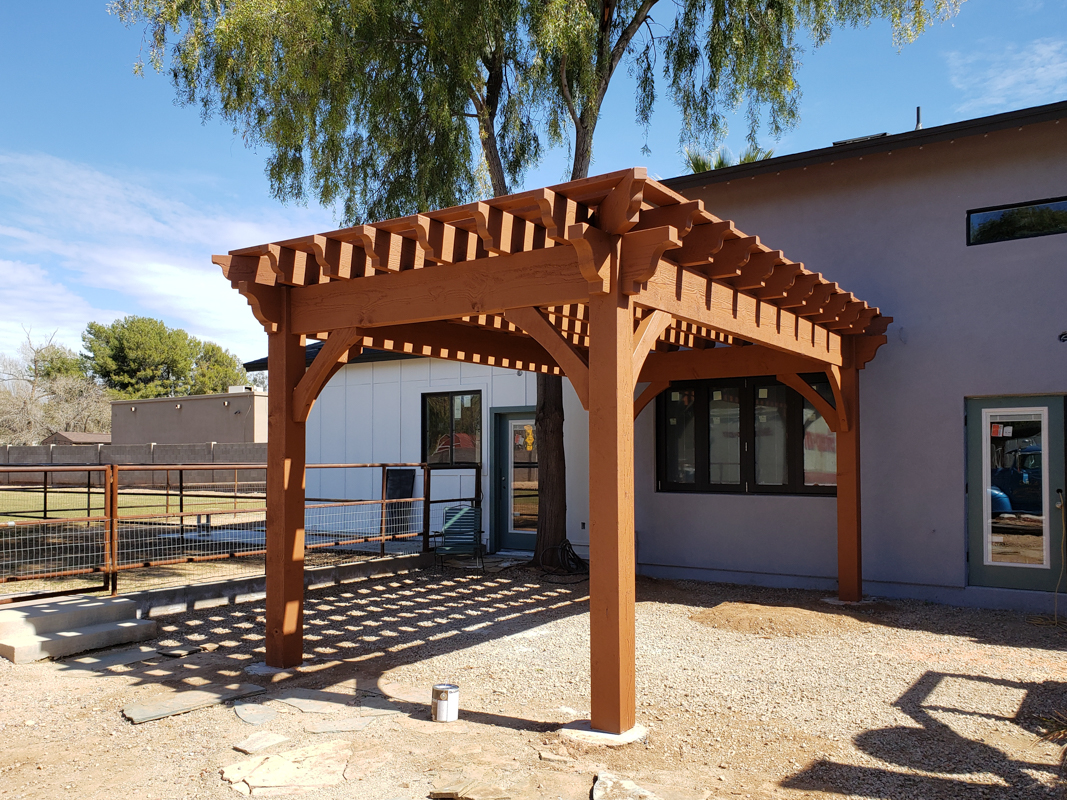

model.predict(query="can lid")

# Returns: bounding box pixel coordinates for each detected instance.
[432,683,459,691]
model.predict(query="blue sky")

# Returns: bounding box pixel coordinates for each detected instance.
[1,1,1065,362]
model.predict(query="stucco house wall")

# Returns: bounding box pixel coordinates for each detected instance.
[629,109,1066,608]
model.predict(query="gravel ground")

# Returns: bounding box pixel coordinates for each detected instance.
[0,566,1064,799]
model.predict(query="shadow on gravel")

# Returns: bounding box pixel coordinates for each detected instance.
[783,670,1066,799]
[99,566,588,730]
[637,575,1067,653]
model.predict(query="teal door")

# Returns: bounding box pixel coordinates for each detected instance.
[966,396,1066,591]
[492,411,538,551]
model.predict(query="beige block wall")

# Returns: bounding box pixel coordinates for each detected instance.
[111,391,267,445]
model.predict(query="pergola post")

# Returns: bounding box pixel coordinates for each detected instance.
[836,362,862,602]
[587,283,637,735]
[265,287,307,667]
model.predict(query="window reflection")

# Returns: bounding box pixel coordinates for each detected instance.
[755,385,788,486]
[665,389,697,484]
[708,387,740,484]
[986,411,1046,565]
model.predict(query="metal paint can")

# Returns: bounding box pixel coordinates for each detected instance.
[431,683,459,722]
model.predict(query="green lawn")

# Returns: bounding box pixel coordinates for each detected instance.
[0,485,265,523]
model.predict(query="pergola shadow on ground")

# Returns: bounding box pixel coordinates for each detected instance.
[214,166,891,733]
[51,568,1066,800]
[105,568,590,723]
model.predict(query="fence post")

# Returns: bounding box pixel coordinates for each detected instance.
[422,465,431,553]
[107,464,119,596]
[179,468,185,541]
[42,469,48,520]
[379,466,388,558]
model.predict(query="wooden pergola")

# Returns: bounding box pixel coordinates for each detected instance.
[213,167,889,735]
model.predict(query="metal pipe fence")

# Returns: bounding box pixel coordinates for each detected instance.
[1,462,481,603]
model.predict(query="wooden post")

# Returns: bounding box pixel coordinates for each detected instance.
[266,288,307,668]
[836,362,862,602]
[587,282,637,735]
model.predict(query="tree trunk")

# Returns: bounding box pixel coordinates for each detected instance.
[533,372,567,568]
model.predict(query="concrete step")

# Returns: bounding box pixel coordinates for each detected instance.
[0,618,157,664]
[0,595,140,638]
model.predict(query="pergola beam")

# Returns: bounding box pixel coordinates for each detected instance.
[289,246,590,334]
[635,263,844,365]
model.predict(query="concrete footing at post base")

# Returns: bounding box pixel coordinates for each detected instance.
[560,720,649,746]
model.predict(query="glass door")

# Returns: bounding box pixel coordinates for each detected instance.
[492,411,538,551]
[967,396,1065,590]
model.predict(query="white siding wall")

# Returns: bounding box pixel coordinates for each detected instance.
[305,357,538,542]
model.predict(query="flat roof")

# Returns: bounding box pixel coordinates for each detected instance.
[663,100,1067,192]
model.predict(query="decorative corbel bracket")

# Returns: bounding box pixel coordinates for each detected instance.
[620,227,683,295]
[234,280,283,335]
[292,326,364,423]
[504,307,590,410]
[596,168,647,234]
[566,222,617,295]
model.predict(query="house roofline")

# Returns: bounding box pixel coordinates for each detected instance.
[662,100,1067,191]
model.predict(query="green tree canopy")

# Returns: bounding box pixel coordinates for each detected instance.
[111,0,959,219]
[82,316,248,398]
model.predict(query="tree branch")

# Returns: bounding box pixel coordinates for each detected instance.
[600,0,660,106]
[559,54,581,129]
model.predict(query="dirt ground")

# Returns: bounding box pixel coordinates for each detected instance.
[0,566,1065,799]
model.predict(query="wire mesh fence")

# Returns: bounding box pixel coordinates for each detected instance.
[0,462,477,601]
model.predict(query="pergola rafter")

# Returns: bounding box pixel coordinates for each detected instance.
[214,167,889,736]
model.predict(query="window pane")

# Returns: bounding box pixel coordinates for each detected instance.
[987,412,1046,565]
[803,393,837,486]
[708,387,741,484]
[969,197,1067,245]
[452,392,481,464]
[664,389,697,484]
[755,385,788,485]
[425,395,452,464]
[510,422,537,531]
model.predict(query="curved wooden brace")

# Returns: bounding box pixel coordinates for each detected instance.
[566,223,616,295]
[823,364,851,433]
[620,227,682,295]
[504,306,590,410]
[631,310,673,383]
[776,372,843,434]
[292,326,363,423]
[633,380,670,420]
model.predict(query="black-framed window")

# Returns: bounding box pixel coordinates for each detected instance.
[967,195,1067,246]
[657,376,836,495]
[423,391,482,466]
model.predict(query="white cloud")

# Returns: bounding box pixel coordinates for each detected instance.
[0,152,336,361]
[0,258,123,354]
[946,37,1067,115]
